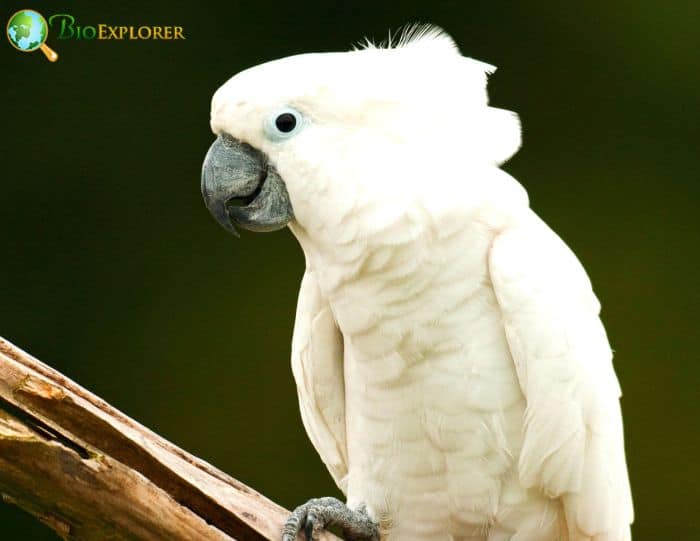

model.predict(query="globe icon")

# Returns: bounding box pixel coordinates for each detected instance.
[6,9,58,61]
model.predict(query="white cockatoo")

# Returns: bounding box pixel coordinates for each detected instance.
[201,25,633,541]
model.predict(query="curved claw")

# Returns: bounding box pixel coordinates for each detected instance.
[304,515,316,540]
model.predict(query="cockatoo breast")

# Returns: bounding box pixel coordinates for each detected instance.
[294,203,551,540]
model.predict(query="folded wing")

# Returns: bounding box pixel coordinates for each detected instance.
[489,214,633,541]
[291,269,348,491]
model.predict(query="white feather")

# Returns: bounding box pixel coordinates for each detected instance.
[489,215,633,540]
[211,27,633,541]
[291,268,348,490]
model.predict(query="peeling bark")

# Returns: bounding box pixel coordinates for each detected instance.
[0,337,338,541]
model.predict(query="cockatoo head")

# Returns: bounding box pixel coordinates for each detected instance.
[202,26,521,241]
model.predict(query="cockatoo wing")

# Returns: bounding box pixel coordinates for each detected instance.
[489,213,633,541]
[291,269,348,491]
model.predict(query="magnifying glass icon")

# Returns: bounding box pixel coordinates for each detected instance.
[7,9,59,62]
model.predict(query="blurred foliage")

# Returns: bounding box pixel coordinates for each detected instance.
[1,1,698,539]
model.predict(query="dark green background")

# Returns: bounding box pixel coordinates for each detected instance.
[2,1,698,539]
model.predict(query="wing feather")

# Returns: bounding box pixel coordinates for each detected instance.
[291,269,348,491]
[489,213,633,540]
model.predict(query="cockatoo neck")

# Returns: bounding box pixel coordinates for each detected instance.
[287,163,530,297]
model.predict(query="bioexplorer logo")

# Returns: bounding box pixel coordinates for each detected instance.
[6,9,58,61]
[7,9,186,62]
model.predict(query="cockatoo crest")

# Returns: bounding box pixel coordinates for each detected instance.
[212,25,519,165]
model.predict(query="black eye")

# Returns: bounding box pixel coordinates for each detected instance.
[275,112,297,133]
[265,107,304,140]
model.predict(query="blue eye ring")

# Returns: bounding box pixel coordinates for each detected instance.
[264,107,305,141]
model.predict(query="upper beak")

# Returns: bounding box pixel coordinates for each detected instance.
[201,134,294,235]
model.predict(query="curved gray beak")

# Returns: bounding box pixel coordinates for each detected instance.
[201,134,294,235]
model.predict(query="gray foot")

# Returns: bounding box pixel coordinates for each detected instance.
[281,497,380,541]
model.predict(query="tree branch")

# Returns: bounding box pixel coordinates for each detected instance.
[0,336,338,541]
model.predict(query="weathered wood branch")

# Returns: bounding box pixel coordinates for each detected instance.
[0,337,339,541]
